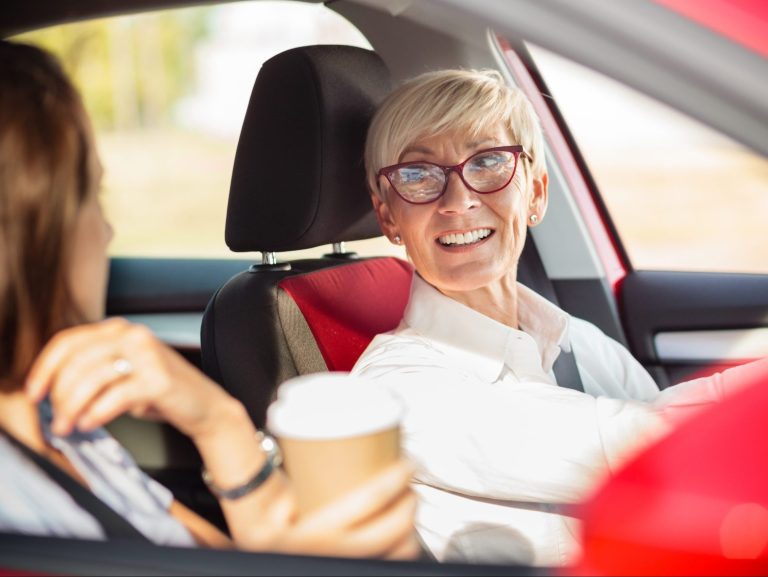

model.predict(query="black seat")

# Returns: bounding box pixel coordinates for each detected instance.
[202,44,562,427]
[201,45,393,426]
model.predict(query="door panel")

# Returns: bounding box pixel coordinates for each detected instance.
[620,271,768,387]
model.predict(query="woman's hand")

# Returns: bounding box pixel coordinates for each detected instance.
[25,318,235,439]
[25,318,420,560]
[242,460,420,560]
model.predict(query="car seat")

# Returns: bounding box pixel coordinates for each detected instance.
[201,44,565,427]
[201,45,401,426]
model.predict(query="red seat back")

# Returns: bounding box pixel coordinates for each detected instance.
[279,257,413,371]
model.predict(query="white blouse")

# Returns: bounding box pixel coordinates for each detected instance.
[352,274,740,566]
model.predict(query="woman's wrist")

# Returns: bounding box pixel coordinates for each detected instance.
[202,430,281,500]
[190,395,269,495]
[187,389,252,443]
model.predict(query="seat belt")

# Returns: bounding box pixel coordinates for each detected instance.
[552,348,584,393]
[519,239,585,393]
[2,430,150,542]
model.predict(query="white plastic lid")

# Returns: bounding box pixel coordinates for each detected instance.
[266,372,402,440]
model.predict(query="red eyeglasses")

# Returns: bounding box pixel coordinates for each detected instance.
[377,145,530,204]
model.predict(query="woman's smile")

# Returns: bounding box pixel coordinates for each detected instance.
[435,227,495,250]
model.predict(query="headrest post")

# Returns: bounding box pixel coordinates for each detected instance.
[262,252,278,266]
[249,254,291,273]
[324,241,359,260]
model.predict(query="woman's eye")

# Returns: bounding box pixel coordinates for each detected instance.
[400,167,429,182]
[472,153,505,169]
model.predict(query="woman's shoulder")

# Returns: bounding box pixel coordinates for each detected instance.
[567,317,660,401]
[568,316,626,351]
[567,315,643,372]
[360,326,448,360]
[353,324,459,377]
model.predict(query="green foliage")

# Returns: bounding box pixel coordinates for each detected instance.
[14,7,213,131]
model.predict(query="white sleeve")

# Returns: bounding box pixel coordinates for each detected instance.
[569,318,660,402]
[368,368,667,504]
[355,337,764,505]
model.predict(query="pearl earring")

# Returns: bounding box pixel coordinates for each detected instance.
[529,214,538,225]
[394,235,402,244]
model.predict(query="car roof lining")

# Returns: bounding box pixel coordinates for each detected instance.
[0,0,320,37]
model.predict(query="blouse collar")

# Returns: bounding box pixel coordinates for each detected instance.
[403,274,570,382]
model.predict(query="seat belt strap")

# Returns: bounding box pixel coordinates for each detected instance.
[552,348,585,393]
[2,430,150,542]
[518,239,584,393]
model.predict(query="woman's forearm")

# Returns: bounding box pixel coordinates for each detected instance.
[384,360,765,506]
[188,395,291,550]
[652,357,768,425]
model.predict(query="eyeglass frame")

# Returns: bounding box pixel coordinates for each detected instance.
[377,145,531,205]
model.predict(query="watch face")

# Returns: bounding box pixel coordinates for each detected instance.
[262,434,283,467]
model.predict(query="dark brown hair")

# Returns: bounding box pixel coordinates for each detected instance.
[0,41,99,388]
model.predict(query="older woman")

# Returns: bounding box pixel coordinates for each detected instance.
[352,69,765,566]
[0,40,417,559]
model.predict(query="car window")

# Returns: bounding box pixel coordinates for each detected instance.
[529,45,768,274]
[14,2,406,262]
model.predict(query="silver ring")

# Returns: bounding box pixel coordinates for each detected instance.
[112,358,134,377]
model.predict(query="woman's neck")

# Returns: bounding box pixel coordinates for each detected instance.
[440,275,520,328]
[0,387,45,451]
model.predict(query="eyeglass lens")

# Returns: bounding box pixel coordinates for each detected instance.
[389,149,517,203]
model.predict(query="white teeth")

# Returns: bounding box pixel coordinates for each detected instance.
[438,228,492,246]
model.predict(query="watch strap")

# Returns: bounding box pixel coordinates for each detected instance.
[202,431,281,501]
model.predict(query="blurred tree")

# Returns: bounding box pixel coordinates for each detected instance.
[15,8,212,131]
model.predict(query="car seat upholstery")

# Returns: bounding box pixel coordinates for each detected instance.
[201,45,395,426]
[202,44,564,427]
[279,257,413,372]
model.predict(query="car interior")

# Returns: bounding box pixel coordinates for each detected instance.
[1,0,767,574]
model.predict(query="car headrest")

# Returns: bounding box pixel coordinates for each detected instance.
[225,45,391,253]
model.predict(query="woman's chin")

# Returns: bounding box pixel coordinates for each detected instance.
[425,263,507,295]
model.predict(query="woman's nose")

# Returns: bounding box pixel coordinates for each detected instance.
[437,170,480,214]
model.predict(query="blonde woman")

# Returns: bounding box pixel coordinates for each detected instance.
[353,68,766,566]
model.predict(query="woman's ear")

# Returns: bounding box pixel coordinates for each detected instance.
[528,171,549,224]
[370,186,400,244]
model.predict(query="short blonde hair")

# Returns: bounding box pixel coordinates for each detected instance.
[365,69,545,198]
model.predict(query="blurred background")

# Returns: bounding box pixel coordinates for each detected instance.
[15,1,767,272]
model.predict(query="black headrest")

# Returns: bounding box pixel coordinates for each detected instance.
[225,45,391,253]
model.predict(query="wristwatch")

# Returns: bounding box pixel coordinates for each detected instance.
[202,431,282,500]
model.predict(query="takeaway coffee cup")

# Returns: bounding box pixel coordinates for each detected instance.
[267,373,403,516]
